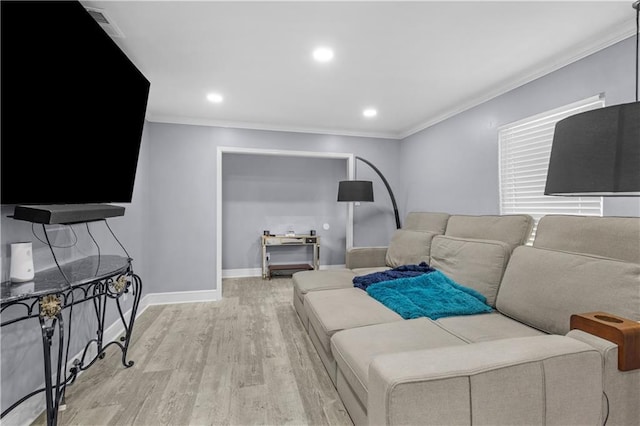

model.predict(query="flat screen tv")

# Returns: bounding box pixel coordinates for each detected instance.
[1,0,150,205]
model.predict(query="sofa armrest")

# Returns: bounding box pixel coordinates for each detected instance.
[368,335,603,426]
[567,329,640,426]
[345,247,388,269]
[570,311,640,371]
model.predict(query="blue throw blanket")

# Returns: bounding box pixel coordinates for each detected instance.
[353,262,435,290]
[366,271,493,320]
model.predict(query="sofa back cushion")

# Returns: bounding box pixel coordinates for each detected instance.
[533,215,640,263]
[385,230,437,268]
[404,212,450,233]
[445,215,533,251]
[496,246,640,335]
[430,236,511,307]
[384,212,450,268]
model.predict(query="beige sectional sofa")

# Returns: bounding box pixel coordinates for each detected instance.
[292,213,640,425]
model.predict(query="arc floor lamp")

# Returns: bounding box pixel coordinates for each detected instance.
[337,156,401,229]
[545,1,639,196]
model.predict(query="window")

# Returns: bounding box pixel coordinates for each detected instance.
[499,95,604,243]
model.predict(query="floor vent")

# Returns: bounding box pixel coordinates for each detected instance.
[84,6,125,38]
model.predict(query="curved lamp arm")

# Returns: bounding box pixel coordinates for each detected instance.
[356,156,401,229]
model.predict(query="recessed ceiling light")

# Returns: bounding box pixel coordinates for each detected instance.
[363,108,377,118]
[206,92,224,103]
[313,47,334,63]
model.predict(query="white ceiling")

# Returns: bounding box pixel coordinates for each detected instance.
[83,1,636,139]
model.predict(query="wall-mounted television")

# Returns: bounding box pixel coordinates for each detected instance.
[1,0,150,205]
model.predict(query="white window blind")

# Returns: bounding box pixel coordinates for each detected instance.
[499,95,604,243]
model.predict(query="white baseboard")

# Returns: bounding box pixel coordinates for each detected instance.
[222,264,346,278]
[2,394,44,426]
[140,289,218,306]
[319,264,347,270]
[222,268,262,278]
[6,289,219,426]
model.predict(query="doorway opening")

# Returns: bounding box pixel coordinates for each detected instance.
[216,147,354,299]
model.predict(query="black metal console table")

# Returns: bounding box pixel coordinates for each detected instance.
[0,255,142,426]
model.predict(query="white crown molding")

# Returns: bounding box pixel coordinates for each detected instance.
[146,114,402,140]
[399,24,636,139]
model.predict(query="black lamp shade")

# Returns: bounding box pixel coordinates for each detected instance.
[337,180,374,202]
[545,102,640,196]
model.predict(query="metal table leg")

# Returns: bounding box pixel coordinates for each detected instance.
[38,295,65,426]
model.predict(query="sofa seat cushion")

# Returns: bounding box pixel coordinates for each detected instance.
[331,318,468,408]
[436,312,545,343]
[293,269,355,304]
[352,266,391,276]
[304,288,402,354]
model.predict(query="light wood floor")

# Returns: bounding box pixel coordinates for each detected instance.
[33,277,353,426]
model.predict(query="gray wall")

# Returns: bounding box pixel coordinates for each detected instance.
[0,123,150,421]
[399,36,640,218]
[146,123,400,293]
[222,154,347,269]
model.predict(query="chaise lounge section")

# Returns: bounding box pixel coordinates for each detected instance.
[292,212,451,330]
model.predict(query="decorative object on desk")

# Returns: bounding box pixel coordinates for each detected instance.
[285,230,296,237]
[545,1,640,197]
[310,229,316,236]
[39,295,62,319]
[264,230,270,236]
[10,242,35,283]
[338,156,401,229]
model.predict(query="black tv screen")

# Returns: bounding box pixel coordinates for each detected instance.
[1,0,150,205]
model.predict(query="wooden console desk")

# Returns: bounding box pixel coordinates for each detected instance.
[261,235,320,279]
